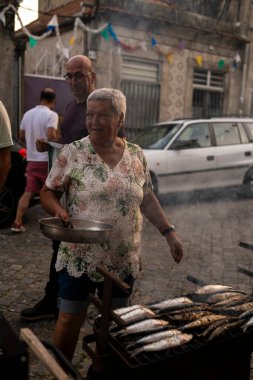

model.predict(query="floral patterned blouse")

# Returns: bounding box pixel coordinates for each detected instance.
[45,137,153,282]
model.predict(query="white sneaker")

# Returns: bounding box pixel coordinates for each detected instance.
[10,223,26,232]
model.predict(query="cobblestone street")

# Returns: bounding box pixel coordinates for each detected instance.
[1,187,253,378]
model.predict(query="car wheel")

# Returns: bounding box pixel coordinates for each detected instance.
[0,185,17,228]
[239,168,253,197]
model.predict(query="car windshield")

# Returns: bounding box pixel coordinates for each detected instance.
[133,123,182,149]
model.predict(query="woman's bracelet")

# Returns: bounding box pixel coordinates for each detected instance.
[161,225,175,237]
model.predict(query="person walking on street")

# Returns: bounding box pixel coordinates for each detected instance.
[0,101,13,191]
[39,88,183,369]
[10,88,58,233]
[20,55,126,321]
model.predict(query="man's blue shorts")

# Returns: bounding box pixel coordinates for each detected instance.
[58,268,135,313]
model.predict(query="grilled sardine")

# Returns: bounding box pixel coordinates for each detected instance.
[242,315,253,332]
[168,310,213,323]
[118,306,156,323]
[115,318,169,336]
[149,297,193,311]
[130,333,193,357]
[208,319,245,340]
[223,301,253,313]
[193,285,233,295]
[113,305,144,316]
[206,291,246,304]
[126,328,182,349]
[239,307,253,319]
[201,317,235,337]
[181,313,227,330]
[213,294,248,307]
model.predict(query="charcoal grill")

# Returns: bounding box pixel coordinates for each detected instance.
[82,267,253,380]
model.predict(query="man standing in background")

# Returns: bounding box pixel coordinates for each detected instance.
[0,101,13,191]
[11,88,58,232]
[20,54,126,321]
[20,55,97,321]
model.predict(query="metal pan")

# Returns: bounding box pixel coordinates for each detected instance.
[239,241,253,251]
[39,217,113,243]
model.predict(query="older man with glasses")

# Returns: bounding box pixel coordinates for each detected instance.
[20,55,126,321]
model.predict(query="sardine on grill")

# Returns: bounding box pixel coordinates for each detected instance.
[129,332,193,357]
[208,318,245,340]
[239,307,253,319]
[206,291,247,304]
[167,309,214,323]
[242,315,253,332]
[117,306,156,324]
[201,316,237,337]
[113,304,144,316]
[149,296,193,311]
[126,328,182,349]
[180,313,227,330]
[212,294,249,307]
[223,301,253,314]
[114,318,169,337]
[193,285,233,295]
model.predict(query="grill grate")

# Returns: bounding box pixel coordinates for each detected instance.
[106,325,253,369]
[83,269,253,378]
[97,296,253,369]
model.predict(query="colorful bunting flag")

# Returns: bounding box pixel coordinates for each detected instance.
[218,59,225,69]
[0,11,5,25]
[196,55,203,66]
[179,40,185,49]
[166,52,173,64]
[100,28,110,41]
[47,15,59,28]
[108,23,120,44]
[0,3,238,71]
[139,41,147,51]
[151,37,157,46]
[234,53,241,64]
[69,36,75,46]
[29,36,38,48]
[46,25,56,32]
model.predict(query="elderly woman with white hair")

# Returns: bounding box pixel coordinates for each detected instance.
[39,88,183,371]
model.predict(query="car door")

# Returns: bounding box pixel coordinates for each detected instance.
[158,122,218,193]
[212,121,253,187]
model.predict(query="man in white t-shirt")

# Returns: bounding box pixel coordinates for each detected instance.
[11,88,59,232]
[0,101,13,191]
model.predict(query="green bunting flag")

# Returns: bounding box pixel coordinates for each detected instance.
[29,36,38,48]
[100,28,110,41]
[218,59,225,69]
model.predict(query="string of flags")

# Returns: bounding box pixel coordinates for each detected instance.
[0,3,241,69]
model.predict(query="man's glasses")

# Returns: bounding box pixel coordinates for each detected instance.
[63,72,91,81]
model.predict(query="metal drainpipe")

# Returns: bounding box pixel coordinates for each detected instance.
[14,39,26,137]
[239,43,249,116]
[13,52,20,138]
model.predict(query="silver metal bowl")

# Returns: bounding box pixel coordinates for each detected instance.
[39,217,113,243]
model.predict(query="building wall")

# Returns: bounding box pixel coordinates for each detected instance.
[92,19,247,120]
[0,12,16,128]
[21,0,253,125]
[39,0,71,13]
[244,11,253,116]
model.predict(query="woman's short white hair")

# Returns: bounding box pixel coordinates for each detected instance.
[87,88,127,122]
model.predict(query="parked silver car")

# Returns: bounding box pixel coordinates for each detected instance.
[133,118,253,196]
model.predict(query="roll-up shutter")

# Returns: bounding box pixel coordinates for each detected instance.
[120,57,160,140]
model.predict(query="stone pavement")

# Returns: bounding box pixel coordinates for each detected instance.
[1,187,253,378]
